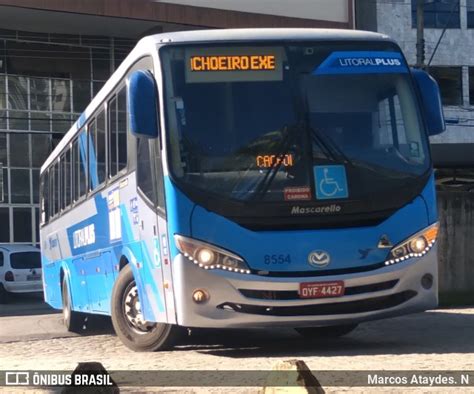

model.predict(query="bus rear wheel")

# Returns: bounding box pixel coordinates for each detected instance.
[111,264,180,352]
[62,276,85,333]
[295,324,358,339]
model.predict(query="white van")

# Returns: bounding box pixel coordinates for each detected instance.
[0,245,42,303]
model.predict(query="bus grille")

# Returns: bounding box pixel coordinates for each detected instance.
[253,261,387,277]
[217,291,417,316]
[238,280,399,300]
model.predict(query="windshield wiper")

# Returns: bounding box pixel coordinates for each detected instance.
[251,121,354,201]
[250,117,361,202]
[251,123,300,201]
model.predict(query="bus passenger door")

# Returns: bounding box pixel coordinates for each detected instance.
[135,136,175,323]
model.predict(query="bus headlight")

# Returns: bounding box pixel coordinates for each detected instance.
[385,222,439,266]
[174,235,251,274]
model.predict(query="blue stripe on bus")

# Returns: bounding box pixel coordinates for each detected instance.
[139,239,165,313]
[66,194,110,256]
[79,132,88,177]
[88,132,99,189]
[77,113,87,130]
[61,194,165,317]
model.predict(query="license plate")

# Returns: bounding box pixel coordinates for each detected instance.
[27,274,41,281]
[299,281,345,299]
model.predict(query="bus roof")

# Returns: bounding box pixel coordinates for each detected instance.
[143,28,391,45]
[40,28,394,173]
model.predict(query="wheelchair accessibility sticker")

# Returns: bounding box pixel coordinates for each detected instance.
[314,165,348,200]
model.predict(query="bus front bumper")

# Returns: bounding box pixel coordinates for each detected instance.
[171,245,438,329]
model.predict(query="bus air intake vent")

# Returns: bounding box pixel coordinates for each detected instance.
[238,279,399,300]
[217,291,416,316]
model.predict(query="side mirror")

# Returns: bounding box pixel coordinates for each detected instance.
[128,70,159,139]
[411,68,445,136]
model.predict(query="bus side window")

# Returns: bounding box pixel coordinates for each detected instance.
[54,160,60,216]
[117,87,127,172]
[72,138,79,202]
[108,86,128,179]
[60,153,66,211]
[78,131,87,198]
[109,96,118,177]
[155,142,165,211]
[88,118,98,191]
[64,148,71,208]
[40,170,49,225]
[137,137,156,205]
[136,137,166,212]
[48,165,54,218]
[96,110,106,184]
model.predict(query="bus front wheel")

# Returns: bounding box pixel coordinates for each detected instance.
[62,276,85,333]
[111,264,180,352]
[294,324,358,339]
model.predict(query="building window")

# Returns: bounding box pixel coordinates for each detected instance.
[0,133,6,165]
[0,29,133,244]
[10,133,30,167]
[412,0,460,29]
[469,68,474,105]
[13,207,32,242]
[73,80,91,113]
[10,168,30,204]
[469,0,474,28]
[428,67,462,106]
[0,208,10,242]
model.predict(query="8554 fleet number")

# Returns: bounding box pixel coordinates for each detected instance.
[264,254,291,265]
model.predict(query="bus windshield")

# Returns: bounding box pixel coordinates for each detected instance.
[161,42,429,210]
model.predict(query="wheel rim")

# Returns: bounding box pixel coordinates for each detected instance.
[123,282,156,334]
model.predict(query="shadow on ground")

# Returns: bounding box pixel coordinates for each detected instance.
[73,314,115,336]
[172,310,474,358]
[3,296,474,360]
[0,292,56,317]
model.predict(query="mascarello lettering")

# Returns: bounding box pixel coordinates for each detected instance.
[291,205,342,215]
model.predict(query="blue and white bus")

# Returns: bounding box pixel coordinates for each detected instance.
[40,29,445,351]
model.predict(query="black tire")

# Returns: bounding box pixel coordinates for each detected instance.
[0,283,8,304]
[295,324,358,339]
[62,276,85,333]
[111,264,181,352]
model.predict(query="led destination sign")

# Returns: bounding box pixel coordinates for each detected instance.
[185,47,283,83]
[190,55,276,72]
[256,154,294,168]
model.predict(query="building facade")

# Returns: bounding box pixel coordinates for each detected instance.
[357,0,474,169]
[0,0,354,244]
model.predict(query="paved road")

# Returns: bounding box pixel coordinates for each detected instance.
[1,296,474,393]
